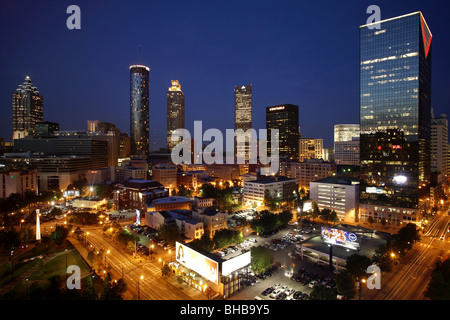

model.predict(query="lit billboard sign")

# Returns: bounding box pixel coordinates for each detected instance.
[303,201,312,212]
[321,227,360,249]
[175,242,219,285]
[221,251,251,276]
[63,190,80,197]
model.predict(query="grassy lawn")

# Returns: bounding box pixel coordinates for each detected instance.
[0,240,91,299]
[0,259,40,288]
[28,250,89,280]
[15,240,72,262]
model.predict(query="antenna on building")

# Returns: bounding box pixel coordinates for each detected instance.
[138,45,141,65]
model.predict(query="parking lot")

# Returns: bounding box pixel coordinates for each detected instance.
[228,221,340,300]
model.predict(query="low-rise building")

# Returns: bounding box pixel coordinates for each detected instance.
[113,179,168,211]
[192,208,228,239]
[282,159,337,191]
[145,209,204,240]
[243,176,299,207]
[146,196,193,212]
[152,163,178,191]
[310,177,360,223]
[177,171,202,189]
[0,168,37,198]
[193,197,214,208]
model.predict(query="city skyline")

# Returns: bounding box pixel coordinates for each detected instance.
[1,1,449,150]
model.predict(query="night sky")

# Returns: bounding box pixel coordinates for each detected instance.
[1,0,449,150]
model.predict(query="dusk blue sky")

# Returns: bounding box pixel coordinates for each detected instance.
[1,0,449,150]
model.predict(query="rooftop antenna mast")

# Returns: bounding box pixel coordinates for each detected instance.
[138,45,141,65]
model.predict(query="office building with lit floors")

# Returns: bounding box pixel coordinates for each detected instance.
[167,80,185,150]
[130,65,150,157]
[310,177,360,223]
[12,76,43,140]
[266,104,299,160]
[359,12,433,227]
[234,85,253,161]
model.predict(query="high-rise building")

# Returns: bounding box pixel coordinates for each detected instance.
[167,80,185,151]
[130,65,150,157]
[299,138,323,162]
[266,104,299,160]
[334,139,360,166]
[334,124,360,143]
[359,12,432,223]
[12,76,44,140]
[234,85,253,161]
[431,114,448,181]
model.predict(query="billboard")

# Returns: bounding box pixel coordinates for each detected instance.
[175,242,219,285]
[221,251,251,276]
[321,227,360,249]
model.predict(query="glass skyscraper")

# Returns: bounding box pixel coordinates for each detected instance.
[359,12,432,210]
[266,104,299,161]
[12,76,43,140]
[234,85,252,161]
[167,80,185,151]
[130,65,150,157]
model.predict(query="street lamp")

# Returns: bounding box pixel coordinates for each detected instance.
[358,278,366,300]
[150,244,155,260]
[26,278,29,299]
[105,250,110,267]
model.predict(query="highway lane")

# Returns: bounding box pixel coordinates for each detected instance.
[382,206,450,300]
[80,228,192,300]
[361,204,450,300]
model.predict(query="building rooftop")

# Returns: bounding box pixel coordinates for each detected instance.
[152,196,192,205]
[313,177,360,186]
[247,176,297,184]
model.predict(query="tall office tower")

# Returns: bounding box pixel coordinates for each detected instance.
[431,114,448,181]
[12,76,44,140]
[359,12,432,223]
[130,65,150,158]
[266,104,299,161]
[299,138,323,162]
[234,85,253,161]
[167,80,185,151]
[334,124,360,142]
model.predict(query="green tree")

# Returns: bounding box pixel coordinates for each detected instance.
[81,275,97,300]
[161,263,171,277]
[87,250,96,265]
[250,246,273,274]
[330,211,339,225]
[367,216,375,225]
[191,233,215,252]
[320,208,332,225]
[309,284,337,300]
[18,225,33,244]
[425,259,450,300]
[0,228,20,250]
[335,270,358,299]
[158,224,183,246]
[49,224,70,245]
[345,254,372,279]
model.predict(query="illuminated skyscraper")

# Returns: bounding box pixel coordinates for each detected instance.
[12,76,43,140]
[130,65,150,157]
[234,85,252,161]
[359,12,432,222]
[266,104,299,160]
[167,80,185,150]
[334,124,360,143]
